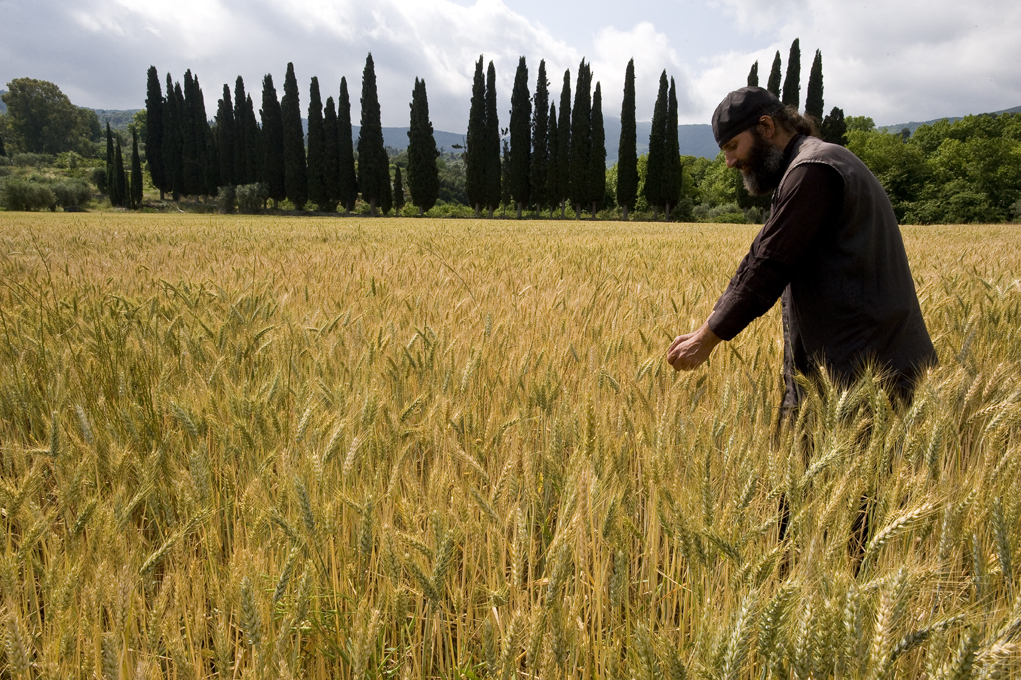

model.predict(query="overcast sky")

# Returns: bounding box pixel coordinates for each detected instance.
[2,0,1020,133]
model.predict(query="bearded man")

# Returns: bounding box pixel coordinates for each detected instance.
[666,87,937,417]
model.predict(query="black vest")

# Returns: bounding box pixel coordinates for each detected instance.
[778,136,937,404]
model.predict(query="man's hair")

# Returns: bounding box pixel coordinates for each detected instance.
[765,105,819,138]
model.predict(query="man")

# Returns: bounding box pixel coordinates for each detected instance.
[667,87,936,415]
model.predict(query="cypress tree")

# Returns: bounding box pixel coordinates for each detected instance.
[337,77,358,213]
[545,103,558,218]
[662,77,681,219]
[281,62,307,209]
[821,107,847,146]
[501,138,511,210]
[407,78,439,215]
[529,59,549,214]
[358,53,389,215]
[805,49,824,122]
[114,137,127,207]
[145,66,166,199]
[483,61,501,217]
[644,71,668,219]
[617,58,638,220]
[105,122,116,201]
[465,56,486,216]
[569,60,591,219]
[747,61,759,87]
[307,76,328,210]
[323,96,340,211]
[204,127,219,196]
[260,74,286,207]
[215,84,234,187]
[393,166,405,213]
[767,51,782,98]
[782,38,801,108]
[509,56,531,218]
[163,76,184,200]
[243,95,261,186]
[380,167,393,216]
[587,81,605,218]
[233,77,248,184]
[556,70,571,218]
[182,70,209,196]
[131,127,143,208]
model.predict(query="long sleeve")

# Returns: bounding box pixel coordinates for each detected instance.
[707,162,843,341]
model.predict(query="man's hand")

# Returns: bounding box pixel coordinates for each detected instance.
[667,322,722,371]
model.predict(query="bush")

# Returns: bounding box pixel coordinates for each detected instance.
[12,153,54,168]
[1,178,56,211]
[91,167,107,194]
[52,180,92,209]
[235,183,268,214]
[216,185,237,214]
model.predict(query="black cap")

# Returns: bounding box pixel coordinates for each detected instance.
[712,86,783,147]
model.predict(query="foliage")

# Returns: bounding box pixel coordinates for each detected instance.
[407,78,440,215]
[358,54,391,215]
[644,71,669,215]
[337,77,358,213]
[805,49,824,122]
[306,76,329,211]
[260,74,286,205]
[767,51,782,97]
[782,38,801,108]
[569,60,592,217]
[483,61,501,214]
[236,182,269,213]
[529,60,551,213]
[587,82,606,215]
[0,177,55,210]
[0,215,1019,679]
[145,66,166,195]
[508,57,531,214]
[617,59,638,217]
[281,63,308,210]
[1,78,96,154]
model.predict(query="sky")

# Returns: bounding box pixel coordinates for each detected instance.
[2,0,1020,134]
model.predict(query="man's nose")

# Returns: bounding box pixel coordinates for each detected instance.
[725,151,737,168]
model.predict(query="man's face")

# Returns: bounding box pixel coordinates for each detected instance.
[721,124,786,196]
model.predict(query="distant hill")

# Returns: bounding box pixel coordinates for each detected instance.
[881,105,1021,135]
[92,108,141,132]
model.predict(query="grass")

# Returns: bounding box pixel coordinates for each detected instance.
[0,213,1018,678]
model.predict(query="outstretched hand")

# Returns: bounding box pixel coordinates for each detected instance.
[667,322,722,371]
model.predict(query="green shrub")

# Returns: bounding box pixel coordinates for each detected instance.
[1,178,56,211]
[52,180,93,209]
[236,183,268,214]
[91,167,107,194]
[12,153,54,168]
[216,185,237,214]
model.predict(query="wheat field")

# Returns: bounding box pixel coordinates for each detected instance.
[0,213,1018,679]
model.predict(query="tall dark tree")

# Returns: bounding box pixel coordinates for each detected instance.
[105,122,118,204]
[569,60,592,219]
[163,76,184,200]
[529,59,550,214]
[508,56,531,218]
[483,61,501,216]
[281,63,308,209]
[215,84,235,187]
[767,51,782,97]
[407,78,439,215]
[747,61,759,87]
[0,135,6,157]
[393,166,405,213]
[805,49,824,122]
[545,103,559,218]
[145,66,166,198]
[260,74,286,206]
[662,77,681,218]
[501,137,512,209]
[306,76,328,210]
[782,38,801,108]
[358,53,389,215]
[232,77,248,184]
[323,96,340,211]
[130,127,143,208]
[114,137,127,207]
[242,95,261,185]
[644,71,669,219]
[337,77,358,213]
[556,70,572,218]
[821,107,847,146]
[617,58,638,219]
[587,81,606,218]
[181,70,211,196]
[380,167,393,216]
[465,56,487,216]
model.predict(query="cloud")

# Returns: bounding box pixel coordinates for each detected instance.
[708,0,1021,123]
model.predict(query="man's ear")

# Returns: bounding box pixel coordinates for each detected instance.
[758,115,777,139]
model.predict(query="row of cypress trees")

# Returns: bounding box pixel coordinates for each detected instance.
[748,39,847,146]
[144,55,441,214]
[104,121,142,208]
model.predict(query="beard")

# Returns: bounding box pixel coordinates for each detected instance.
[736,132,786,196]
